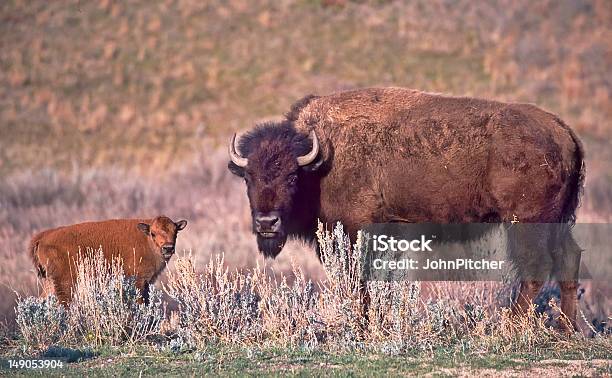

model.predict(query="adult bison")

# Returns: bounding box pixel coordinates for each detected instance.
[29,216,187,304]
[228,87,585,329]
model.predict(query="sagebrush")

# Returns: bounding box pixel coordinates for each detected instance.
[14,223,610,356]
[16,248,164,349]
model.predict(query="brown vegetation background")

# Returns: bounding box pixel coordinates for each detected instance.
[1,0,611,326]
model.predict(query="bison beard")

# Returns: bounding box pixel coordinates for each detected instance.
[257,233,287,258]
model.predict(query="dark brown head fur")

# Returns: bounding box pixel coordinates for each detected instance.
[228,122,323,257]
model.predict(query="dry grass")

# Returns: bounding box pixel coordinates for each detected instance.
[10,222,610,358]
[0,145,324,326]
[0,143,609,337]
[15,248,164,350]
[69,248,164,347]
[0,0,610,176]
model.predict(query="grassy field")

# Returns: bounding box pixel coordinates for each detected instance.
[1,0,611,175]
[1,228,610,376]
[2,345,611,376]
[1,0,611,375]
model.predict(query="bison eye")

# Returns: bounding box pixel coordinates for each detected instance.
[287,175,297,185]
[151,232,156,238]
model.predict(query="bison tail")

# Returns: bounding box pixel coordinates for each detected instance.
[28,236,46,278]
[560,120,586,226]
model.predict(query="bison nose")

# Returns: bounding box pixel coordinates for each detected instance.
[162,245,175,254]
[255,212,281,233]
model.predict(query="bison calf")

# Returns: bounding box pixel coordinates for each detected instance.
[29,216,187,304]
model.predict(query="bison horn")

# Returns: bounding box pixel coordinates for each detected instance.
[297,131,319,166]
[229,133,248,167]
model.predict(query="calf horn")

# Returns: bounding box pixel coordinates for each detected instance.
[297,131,319,166]
[229,133,248,167]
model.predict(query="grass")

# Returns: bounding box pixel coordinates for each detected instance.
[2,147,609,334]
[2,344,610,376]
[1,0,610,175]
[0,143,609,374]
[1,222,609,377]
[13,249,165,349]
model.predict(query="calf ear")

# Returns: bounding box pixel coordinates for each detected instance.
[175,220,188,231]
[228,161,245,177]
[137,223,151,235]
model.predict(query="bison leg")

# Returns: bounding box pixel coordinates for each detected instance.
[359,281,371,335]
[141,282,150,305]
[36,246,73,304]
[554,234,581,332]
[135,278,150,305]
[52,279,73,305]
[559,281,578,332]
[507,225,548,318]
[40,278,55,298]
[512,280,543,317]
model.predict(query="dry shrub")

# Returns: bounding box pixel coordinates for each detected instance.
[312,223,572,354]
[257,262,322,348]
[366,281,422,352]
[14,295,68,349]
[164,255,323,350]
[69,248,164,347]
[13,223,611,356]
[164,254,260,347]
[316,222,368,347]
[161,222,582,355]
[15,248,164,350]
[365,283,561,355]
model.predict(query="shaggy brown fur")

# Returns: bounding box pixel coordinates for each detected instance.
[228,87,585,330]
[29,216,187,304]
